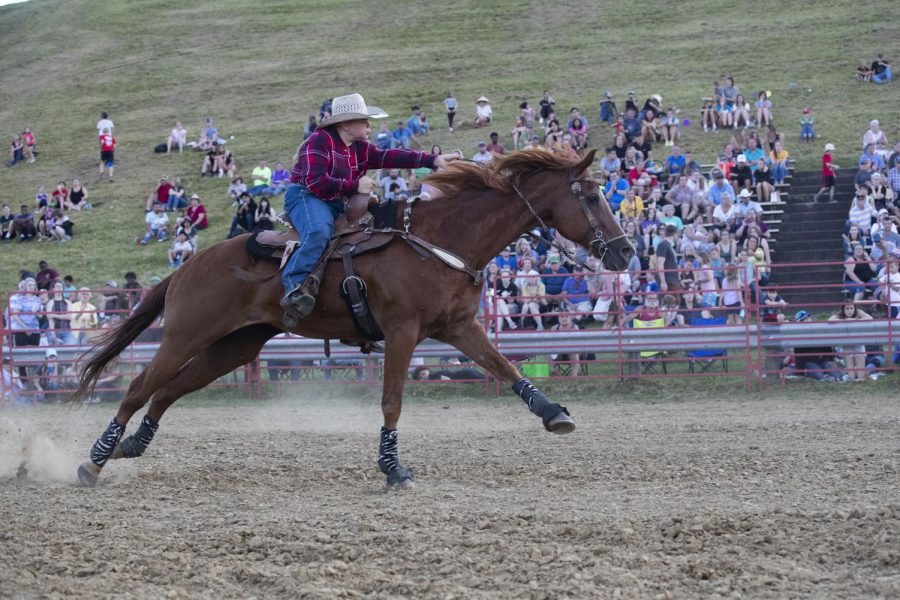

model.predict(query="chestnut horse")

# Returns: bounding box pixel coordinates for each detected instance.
[75,148,632,488]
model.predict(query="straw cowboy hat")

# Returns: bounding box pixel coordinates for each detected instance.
[475,96,490,104]
[317,93,389,129]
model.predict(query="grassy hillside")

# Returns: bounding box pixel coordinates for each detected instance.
[0,0,897,290]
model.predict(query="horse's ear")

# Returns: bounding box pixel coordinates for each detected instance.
[574,149,597,174]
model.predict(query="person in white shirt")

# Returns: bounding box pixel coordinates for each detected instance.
[96,111,114,135]
[380,169,408,199]
[473,141,493,164]
[878,259,900,318]
[168,232,194,268]
[713,194,739,230]
[474,96,492,127]
[167,121,187,153]
[734,189,763,218]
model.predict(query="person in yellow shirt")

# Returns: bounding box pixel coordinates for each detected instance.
[69,287,99,344]
[768,139,790,186]
[249,160,273,196]
[618,188,645,221]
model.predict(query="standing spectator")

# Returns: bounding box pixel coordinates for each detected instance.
[167,121,187,153]
[813,143,839,203]
[97,111,114,135]
[474,96,492,128]
[443,92,458,132]
[871,53,892,84]
[800,107,815,143]
[36,260,60,290]
[879,259,900,319]
[11,204,36,242]
[22,127,36,163]
[140,203,170,245]
[69,288,99,344]
[186,194,208,230]
[654,225,681,293]
[123,272,142,309]
[99,129,116,179]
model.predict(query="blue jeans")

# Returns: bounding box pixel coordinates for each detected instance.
[166,193,186,211]
[873,66,892,84]
[281,184,340,294]
[771,163,787,185]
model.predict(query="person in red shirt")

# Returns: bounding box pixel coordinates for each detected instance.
[813,142,840,203]
[280,92,459,326]
[186,194,208,229]
[145,176,173,211]
[51,181,69,209]
[99,132,117,179]
[22,127,36,163]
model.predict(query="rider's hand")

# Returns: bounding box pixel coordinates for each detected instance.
[433,153,461,169]
[357,176,375,194]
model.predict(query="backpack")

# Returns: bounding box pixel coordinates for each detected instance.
[154,143,168,154]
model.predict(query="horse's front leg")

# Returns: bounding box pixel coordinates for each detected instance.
[438,318,575,433]
[378,329,418,489]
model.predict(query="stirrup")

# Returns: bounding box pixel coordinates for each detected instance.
[280,291,316,328]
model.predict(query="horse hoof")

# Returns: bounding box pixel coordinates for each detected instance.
[77,462,101,488]
[386,467,415,490]
[111,443,124,460]
[547,412,576,434]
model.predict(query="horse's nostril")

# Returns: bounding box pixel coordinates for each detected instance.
[621,245,635,259]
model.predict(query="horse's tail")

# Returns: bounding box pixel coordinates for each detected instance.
[72,276,172,403]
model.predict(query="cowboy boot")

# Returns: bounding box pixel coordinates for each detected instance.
[280,276,320,328]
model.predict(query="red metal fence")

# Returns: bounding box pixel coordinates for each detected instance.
[2,259,897,405]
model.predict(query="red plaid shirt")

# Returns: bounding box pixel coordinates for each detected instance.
[291,127,435,201]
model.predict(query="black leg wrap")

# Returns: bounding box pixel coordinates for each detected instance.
[90,418,126,468]
[120,415,159,459]
[377,426,399,475]
[512,378,570,430]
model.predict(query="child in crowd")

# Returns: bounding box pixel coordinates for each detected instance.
[661,108,680,146]
[701,98,717,132]
[754,91,773,129]
[800,107,815,143]
[761,287,787,323]
[857,60,872,82]
[167,232,193,269]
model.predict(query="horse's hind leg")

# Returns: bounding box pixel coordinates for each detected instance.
[77,325,277,487]
[437,318,575,433]
[111,325,278,462]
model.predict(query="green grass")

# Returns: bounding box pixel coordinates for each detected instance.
[0,0,898,289]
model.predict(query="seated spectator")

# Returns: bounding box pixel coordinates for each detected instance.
[842,224,870,257]
[800,107,816,144]
[167,176,186,212]
[664,146,686,187]
[167,121,188,153]
[660,108,680,146]
[249,160,273,196]
[516,258,545,330]
[146,176,173,212]
[254,197,276,232]
[743,136,766,169]
[228,176,247,202]
[8,134,24,166]
[201,143,235,178]
[618,189,644,222]
[729,155,753,193]
[871,209,899,242]
[35,260,59,290]
[760,287,787,322]
[123,272,142,309]
[65,179,91,211]
[380,169,408,199]
[185,194,208,230]
[197,117,221,150]
[390,120,414,150]
[486,131,506,155]
[707,169,737,209]
[600,148,621,177]
[270,161,290,195]
[167,232,194,269]
[33,348,62,401]
[304,115,319,139]
[98,280,127,322]
[869,234,895,263]
[720,266,744,324]
[11,204,36,242]
[0,204,14,241]
[659,203,684,232]
[560,266,592,323]
[733,93,751,129]
[51,181,69,209]
[228,192,256,238]
[140,203,169,245]
[46,209,73,242]
[568,118,589,152]
[862,119,887,149]
[871,53,892,84]
[598,91,617,125]
[712,193,739,232]
[541,256,569,310]
[736,209,769,243]
[473,95,493,128]
[843,243,879,300]
[604,171,629,212]
[490,268,519,331]
[375,123,392,150]
[622,108,640,141]
[829,301,874,381]
[472,141,493,164]
[700,97,717,132]
[859,143,885,171]
[848,191,877,235]
[755,91,773,128]
[665,174,697,220]
[857,59,873,82]
[754,159,776,202]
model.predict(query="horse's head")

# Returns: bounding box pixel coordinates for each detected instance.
[541,149,633,271]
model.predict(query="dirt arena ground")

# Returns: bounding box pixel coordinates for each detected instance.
[1,389,898,599]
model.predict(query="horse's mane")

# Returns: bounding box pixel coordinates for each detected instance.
[425,148,584,196]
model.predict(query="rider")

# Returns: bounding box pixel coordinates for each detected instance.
[281,92,459,327]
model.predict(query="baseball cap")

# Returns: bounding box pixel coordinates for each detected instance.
[737,155,747,163]
[45,348,58,358]
[824,143,835,152]
[149,275,162,285]
[548,255,561,263]
[878,208,889,216]
[190,193,200,199]
[105,280,117,287]
[873,233,883,243]
[793,310,811,322]
[477,141,487,147]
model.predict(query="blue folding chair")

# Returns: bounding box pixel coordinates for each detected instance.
[687,316,729,373]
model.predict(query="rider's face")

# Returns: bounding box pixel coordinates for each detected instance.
[342,119,371,143]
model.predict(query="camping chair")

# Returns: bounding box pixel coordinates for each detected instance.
[686,316,729,373]
[632,317,668,375]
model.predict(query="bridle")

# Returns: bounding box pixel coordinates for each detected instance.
[509,175,628,271]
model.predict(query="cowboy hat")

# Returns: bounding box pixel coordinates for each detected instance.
[317,93,389,129]
[475,96,490,103]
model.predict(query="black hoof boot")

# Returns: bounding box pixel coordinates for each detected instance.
[385,466,415,490]
[546,411,576,434]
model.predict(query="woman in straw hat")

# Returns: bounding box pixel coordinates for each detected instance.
[474,95,492,128]
[280,92,459,326]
